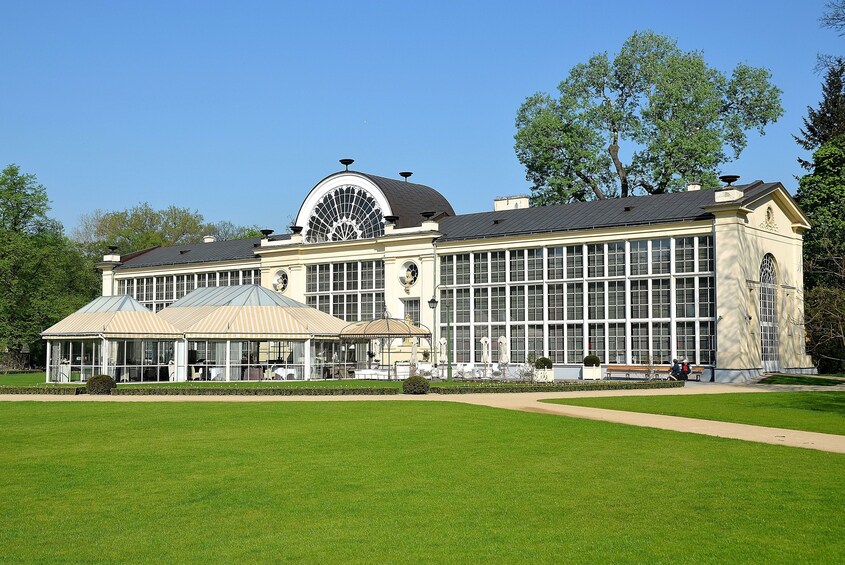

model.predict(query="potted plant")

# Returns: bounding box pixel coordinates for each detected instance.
[582,354,602,380]
[533,357,554,382]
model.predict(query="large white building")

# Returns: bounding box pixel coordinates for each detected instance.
[90,163,814,382]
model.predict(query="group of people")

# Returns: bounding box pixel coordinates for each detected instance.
[669,358,692,381]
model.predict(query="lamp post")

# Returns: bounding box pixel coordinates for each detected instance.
[428,294,452,381]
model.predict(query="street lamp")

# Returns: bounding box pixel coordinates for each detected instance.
[427,294,452,381]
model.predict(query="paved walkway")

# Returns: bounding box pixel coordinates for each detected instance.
[2,382,844,454]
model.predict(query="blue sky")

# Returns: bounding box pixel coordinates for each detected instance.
[1,1,841,234]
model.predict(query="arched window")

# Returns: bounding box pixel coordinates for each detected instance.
[305,185,384,243]
[760,254,779,370]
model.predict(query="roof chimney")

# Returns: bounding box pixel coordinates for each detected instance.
[203,235,216,243]
[399,171,413,182]
[686,182,701,192]
[494,195,530,211]
[340,158,354,171]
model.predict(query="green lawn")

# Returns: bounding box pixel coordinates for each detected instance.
[544,392,845,435]
[0,402,843,562]
[759,374,845,386]
[0,371,45,386]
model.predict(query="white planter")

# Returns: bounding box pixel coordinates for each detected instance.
[535,368,554,382]
[582,365,602,380]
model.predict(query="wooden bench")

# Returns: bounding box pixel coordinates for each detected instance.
[605,365,705,381]
[605,365,667,380]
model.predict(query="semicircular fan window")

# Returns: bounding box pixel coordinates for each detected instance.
[306,185,384,243]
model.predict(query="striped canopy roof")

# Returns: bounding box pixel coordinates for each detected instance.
[339,317,431,339]
[158,285,348,339]
[41,295,181,339]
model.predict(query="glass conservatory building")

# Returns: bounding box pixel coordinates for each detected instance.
[96,164,815,382]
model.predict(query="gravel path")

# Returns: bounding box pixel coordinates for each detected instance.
[2,382,843,453]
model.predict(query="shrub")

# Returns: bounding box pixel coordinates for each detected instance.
[583,355,601,367]
[534,357,553,370]
[430,380,685,394]
[0,385,85,395]
[111,386,399,396]
[403,375,430,394]
[86,374,116,395]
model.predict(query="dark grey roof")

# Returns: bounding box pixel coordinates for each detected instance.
[358,173,455,228]
[115,238,263,270]
[438,181,782,242]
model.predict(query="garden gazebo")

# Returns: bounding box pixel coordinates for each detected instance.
[339,317,431,379]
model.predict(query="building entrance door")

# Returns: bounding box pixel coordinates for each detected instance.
[760,254,780,373]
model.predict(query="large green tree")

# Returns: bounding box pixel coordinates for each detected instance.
[796,135,845,372]
[0,165,99,368]
[73,204,262,258]
[795,58,845,169]
[796,135,845,288]
[514,31,783,203]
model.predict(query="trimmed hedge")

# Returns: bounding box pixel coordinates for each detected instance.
[111,386,400,396]
[0,385,86,395]
[87,375,116,395]
[403,375,430,394]
[431,380,685,394]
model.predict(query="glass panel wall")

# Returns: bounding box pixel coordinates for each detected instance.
[439,234,717,367]
[115,269,261,311]
[111,340,174,382]
[47,340,102,382]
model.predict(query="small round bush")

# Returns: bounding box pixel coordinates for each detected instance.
[583,355,601,367]
[534,357,553,370]
[87,374,116,395]
[402,375,430,395]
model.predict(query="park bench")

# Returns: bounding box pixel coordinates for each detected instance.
[605,365,666,380]
[605,364,705,381]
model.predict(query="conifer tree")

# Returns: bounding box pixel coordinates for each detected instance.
[795,58,845,169]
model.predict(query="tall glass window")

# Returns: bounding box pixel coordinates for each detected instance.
[490,251,506,283]
[510,250,525,282]
[510,286,525,321]
[566,245,583,279]
[652,239,671,274]
[607,242,626,276]
[588,282,605,320]
[566,283,583,320]
[547,246,565,280]
[474,253,488,284]
[587,244,604,278]
[630,241,649,275]
[675,237,695,273]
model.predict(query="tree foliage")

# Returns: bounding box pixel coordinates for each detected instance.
[796,135,845,289]
[0,165,99,366]
[795,58,845,169]
[73,203,262,258]
[514,31,783,203]
[821,0,845,35]
[796,136,845,371]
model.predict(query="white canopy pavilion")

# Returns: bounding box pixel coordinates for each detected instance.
[157,285,349,381]
[41,295,181,382]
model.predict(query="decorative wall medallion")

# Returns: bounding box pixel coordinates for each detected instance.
[760,206,778,232]
[400,262,418,293]
[273,270,289,293]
